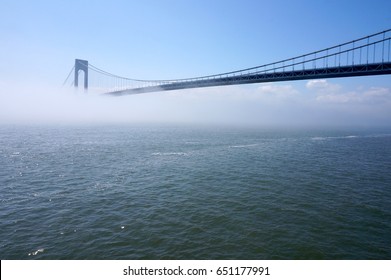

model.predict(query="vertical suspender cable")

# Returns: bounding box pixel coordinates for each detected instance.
[367,37,369,65]
[382,32,385,62]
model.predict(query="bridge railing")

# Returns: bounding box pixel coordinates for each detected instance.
[83,29,390,93]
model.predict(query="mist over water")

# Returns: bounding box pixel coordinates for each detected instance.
[1,83,391,127]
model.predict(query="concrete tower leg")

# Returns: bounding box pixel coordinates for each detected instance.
[74,59,88,90]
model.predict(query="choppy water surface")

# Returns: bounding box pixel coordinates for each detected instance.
[0,125,390,259]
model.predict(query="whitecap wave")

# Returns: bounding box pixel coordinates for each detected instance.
[311,137,327,141]
[229,144,258,148]
[311,135,358,141]
[28,248,44,256]
[152,152,188,156]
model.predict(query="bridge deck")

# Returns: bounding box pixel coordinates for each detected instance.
[107,62,391,96]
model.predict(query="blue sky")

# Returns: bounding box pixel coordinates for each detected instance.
[1,0,391,126]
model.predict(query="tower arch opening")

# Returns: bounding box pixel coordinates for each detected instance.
[74,59,88,90]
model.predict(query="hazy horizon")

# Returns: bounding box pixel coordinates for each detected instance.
[1,78,391,128]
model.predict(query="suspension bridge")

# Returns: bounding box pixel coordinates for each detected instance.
[63,29,391,96]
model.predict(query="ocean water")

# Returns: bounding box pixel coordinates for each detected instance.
[0,124,390,259]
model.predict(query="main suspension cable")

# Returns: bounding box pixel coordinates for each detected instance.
[62,65,75,86]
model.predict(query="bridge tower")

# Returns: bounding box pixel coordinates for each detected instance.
[74,59,88,90]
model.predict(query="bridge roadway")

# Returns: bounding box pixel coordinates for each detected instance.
[107,62,391,96]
